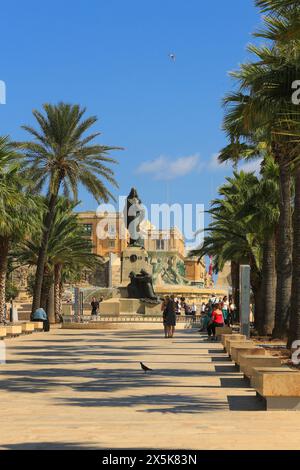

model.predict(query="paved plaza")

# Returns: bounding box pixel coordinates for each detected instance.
[0,326,300,450]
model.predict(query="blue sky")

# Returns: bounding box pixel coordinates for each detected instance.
[0,0,262,229]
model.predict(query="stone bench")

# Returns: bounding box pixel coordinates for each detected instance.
[226,340,254,357]
[6,325,22,337]
[250,367,299,389]
[239,355,282,378]
[236,347,266,366]
[0,327,7,339]
[21,322,35,334]
[221,334,245,347]
[230,343,257,362]
[224,336,248,352]
[216,327,232,339]
[33,322,44,331]
[254,370,300,410]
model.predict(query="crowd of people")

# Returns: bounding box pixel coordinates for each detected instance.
[160,294,237,340]
[200,295,237,341]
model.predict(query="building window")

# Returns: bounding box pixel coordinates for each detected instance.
[108,240,115,248]
[83,224,93,236]
[108,224,116,237]
[156,239,165,250]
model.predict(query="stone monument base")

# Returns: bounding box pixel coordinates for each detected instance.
[99,298,161,316]
[121,246,152,284]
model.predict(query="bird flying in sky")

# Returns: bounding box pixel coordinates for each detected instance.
[168,53,176,62]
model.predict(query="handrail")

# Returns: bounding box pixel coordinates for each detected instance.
[62,314,202,324]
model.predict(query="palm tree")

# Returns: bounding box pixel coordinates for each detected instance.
[48,200,101,321]
[0,136,38,322]
[15,198,102,322]
[255,0,300,347]
[222,0,300,341]
[191,172,261,328]
[220,38,299,337]
[17,103,121,314]
[191,166,280,334]
[242,157,280,334]
[253,0,300,345]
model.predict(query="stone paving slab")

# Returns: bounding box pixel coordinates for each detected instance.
[0,328,300,450]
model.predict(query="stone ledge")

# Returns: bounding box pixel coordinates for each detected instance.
[260,395,300,411]
[230,344,257,362]
[255,370,300,398]
[250,367,298,389]
[6,325,22,336]
[62,322,188,331]
[236,348,266,365]
[21,322,35,333]
[216,327,232,338]
[221,333,245,347]
[0,327,7,338]
[240,355,282,378]
[224,336,248,352]
[227,340,254,357]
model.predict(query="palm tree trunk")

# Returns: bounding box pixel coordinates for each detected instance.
[249,257,263,334]
[47,284,55,324]
[261,233,276,335]
[288,165,300,348]
[54,264,62,321]
[252,282,263,333]
[31,193,58,314]
[231,260,240,320]
[59,279,63,317]
[40,267,52,311]
[0,237,9,323]
[273,159,292,339]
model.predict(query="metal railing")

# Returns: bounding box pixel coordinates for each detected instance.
[62,314,202,325]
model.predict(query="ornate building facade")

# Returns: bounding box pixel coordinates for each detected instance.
[77,211,212,288]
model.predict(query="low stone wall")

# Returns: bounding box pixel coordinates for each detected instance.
[62,322,191,331]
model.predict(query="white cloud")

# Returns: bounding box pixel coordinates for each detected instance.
[136,154,202,181]
[208,153,228,171]
[239,159,262,174]
[207,153,262,175]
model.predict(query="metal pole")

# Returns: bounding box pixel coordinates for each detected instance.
[239,265,251,338]
[80,291,84,322]
[74,287,80,322]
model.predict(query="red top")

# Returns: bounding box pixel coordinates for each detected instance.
[212,309,224,324]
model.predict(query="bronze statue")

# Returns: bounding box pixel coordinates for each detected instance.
[124,187,145,247]
[127,269,158,302]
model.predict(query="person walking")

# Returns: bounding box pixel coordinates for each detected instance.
[91,297,100,317]
[229,296,236,324]
[165,295,177,338]
[174,297,181,315]
[207,303,224,340]
[222,296,229,325]
[191,302,197,316]
[201,301,213,333]
[161,296,170,338]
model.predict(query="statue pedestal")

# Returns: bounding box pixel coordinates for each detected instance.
[121,246,152,284]
[99,298,161,315]
[99,298,145,316]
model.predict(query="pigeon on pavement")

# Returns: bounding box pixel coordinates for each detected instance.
[140,362,153,373]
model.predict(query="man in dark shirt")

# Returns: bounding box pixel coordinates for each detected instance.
[91,297,100,316]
